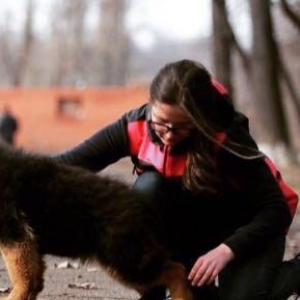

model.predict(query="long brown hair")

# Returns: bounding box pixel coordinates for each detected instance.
[149,59,261,195]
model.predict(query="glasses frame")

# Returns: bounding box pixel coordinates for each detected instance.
[149,120,194,135]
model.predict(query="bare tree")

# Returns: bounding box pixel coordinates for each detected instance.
[277,0,300,121]
[277,47,300,123]
[49,0,90,86]
[249,0,291,149]
[212,0,252,100]
[98,0,130,86]
[15,0,35,86]
[0,0,35,86]
[0,12,15,85]
[280,0,300,34]
[212,0,233,94]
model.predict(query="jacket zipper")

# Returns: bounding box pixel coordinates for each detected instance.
[162,145,169,176]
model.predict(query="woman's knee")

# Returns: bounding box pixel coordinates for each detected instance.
[132,171,169,202]
[219,236,285,300]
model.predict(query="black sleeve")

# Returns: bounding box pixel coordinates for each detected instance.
[54,115,130,172]
[219,124,292,258]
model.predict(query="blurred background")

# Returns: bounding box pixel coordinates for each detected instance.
[0,0,299,165]
[0,0,299,260]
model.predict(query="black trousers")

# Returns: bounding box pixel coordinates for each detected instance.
[132,171,300,300]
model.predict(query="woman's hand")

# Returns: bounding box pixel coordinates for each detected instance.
[188,243,235,287]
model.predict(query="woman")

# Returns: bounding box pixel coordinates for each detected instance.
[56,59,300,300]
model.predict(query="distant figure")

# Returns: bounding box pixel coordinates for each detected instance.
[0,106,19,146]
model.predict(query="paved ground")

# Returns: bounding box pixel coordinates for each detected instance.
[0,159,299,300]
[0,255,138,300]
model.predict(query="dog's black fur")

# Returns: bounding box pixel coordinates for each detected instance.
[0,144,191,300]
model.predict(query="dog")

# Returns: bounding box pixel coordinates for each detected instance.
[0,143,193,300]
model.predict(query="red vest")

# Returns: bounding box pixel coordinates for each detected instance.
[127,121,298,218]
[264,157,299,218]
[127,120,186,177]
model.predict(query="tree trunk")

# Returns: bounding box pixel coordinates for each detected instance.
[98,0,130,86]
[49,0,89,86]
[10,0,35,86]
[212,0,233,95]
[280,0,300,34]
[249,0,290,147]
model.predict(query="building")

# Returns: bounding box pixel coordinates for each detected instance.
[0,87,147,153]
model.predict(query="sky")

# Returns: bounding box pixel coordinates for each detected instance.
[127,0,212,48]
[127,0,251,49]
[0,0,250,49]
[0,0,212,48]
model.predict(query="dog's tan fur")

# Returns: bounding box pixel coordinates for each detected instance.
[1,238,44,300]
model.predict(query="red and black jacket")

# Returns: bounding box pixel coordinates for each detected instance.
[55,88,297,259]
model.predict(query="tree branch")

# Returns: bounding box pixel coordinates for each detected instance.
[214,0,250,71]
[278,56,300,123]
[280,0,300,34]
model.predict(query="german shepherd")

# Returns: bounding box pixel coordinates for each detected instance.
[0,144,192,300]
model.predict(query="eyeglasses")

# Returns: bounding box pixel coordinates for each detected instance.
[149,120,194,135]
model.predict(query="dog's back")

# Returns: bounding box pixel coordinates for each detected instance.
[0,145,192,300]
[0,145,166,281]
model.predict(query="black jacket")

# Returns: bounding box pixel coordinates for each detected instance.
[55,103,292,259]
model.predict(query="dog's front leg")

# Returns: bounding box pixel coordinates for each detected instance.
[158,262,194,300]
[0,236,45,300]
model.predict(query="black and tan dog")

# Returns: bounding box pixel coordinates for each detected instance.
[0,144,192,300]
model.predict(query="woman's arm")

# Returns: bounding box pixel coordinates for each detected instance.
[219,122,293,259]
[54,116,130,172]
[222,155,292,258]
